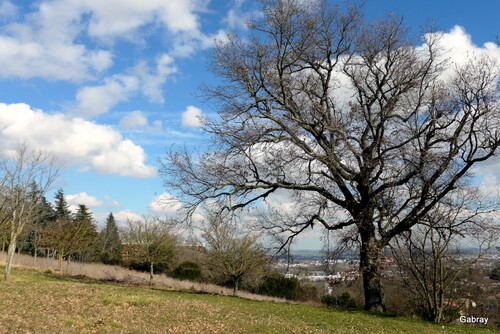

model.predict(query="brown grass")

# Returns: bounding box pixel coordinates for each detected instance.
[0,251,287,303]
[0,266,492,334]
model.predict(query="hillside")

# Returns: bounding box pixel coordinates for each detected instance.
[0,267,494,333]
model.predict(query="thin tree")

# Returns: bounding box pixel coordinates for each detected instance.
[0,144,60,280]
[201,213,269,294]
[161,0,500,311]
[121,217,177,283]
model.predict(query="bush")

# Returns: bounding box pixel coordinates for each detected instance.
[171,261,202,281]
[490,266,500,281]
[127,261,169,274]
[258,273,300,300]
[321,292,356,308]
[297,283,319,302]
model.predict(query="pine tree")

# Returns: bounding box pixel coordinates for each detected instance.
[99,213,122,265]
[53,188,71,220]
[23,193,56,259]
[73,204,99,262]
[75,204,93,222]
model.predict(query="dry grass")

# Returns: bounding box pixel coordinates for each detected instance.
[0,251,286,303]
[0,267,494,334]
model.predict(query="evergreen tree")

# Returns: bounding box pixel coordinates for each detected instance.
[53,188,71,220]
[23,193,56,258]
[75,204,93,222]
[73,204,99,262]
[99,213,122,265]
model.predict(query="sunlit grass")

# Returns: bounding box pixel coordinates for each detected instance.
[0,267,494,333]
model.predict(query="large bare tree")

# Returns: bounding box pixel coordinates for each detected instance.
[161,0,500,312]
[0,144,60,280]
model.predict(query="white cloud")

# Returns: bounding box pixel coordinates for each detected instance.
[66,192,103,207]
[72,75,139,118]
[119,110,148,129]
[113,210,143,224]
[438,26,500,63]
[84,0,204,38]
[72,55,176,118]
[0,103,156,178]
[0,0,215,81]
[0,1,17,21]
[181,105,203,127]
[422,26,500,78]
[103,195,121,208]
[148,192,183,214]
[0,0,113,81]
[478,174,500,198]
[133,54,177,103]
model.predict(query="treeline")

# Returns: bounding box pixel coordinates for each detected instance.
[0,177,317,302]
[1,187,121,273]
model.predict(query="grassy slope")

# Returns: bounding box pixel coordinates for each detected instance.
[0,267,494,334]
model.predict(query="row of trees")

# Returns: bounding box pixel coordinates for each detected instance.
[0,149,122,278]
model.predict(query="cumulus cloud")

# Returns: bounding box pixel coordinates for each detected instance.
[435,26,500,65]
[181,105,203,127]
[120,110,148,129]
[0,0,222,80]
[0,0,113,81]
[72,55,176,118]
[148,192,183,214]
[72,75,139,118]
[66,192,103,207]
[132,54,177,103]
[113,210,143,224]
[0,103,156,178]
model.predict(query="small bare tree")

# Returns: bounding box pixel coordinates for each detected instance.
[121,217,177,283]
[0,144,60,280]
[202,213,269,294]
[390,187,499,322]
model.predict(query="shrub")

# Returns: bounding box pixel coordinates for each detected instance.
[258,273,300,300]
[127,261,169,274]
[171,261,202,281]
[321,292,356,308]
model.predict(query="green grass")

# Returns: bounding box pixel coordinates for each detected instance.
[0,267,495,333]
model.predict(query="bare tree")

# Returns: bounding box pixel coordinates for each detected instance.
[201,213,269,294]
[0,144,60,280]
[390,187,499,322]
[160,0,500,312]
[121,217,177,283]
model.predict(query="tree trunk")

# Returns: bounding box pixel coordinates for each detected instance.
[58,252,63,274]
[33,231,38,266]
[233,278,239,295]
[360,232,386,313]
[4,238,17,280]
[149,262,154,284]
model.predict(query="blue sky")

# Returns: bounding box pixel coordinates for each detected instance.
[0,0,498,248]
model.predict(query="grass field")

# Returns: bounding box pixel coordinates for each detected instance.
[0,267,495,333]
